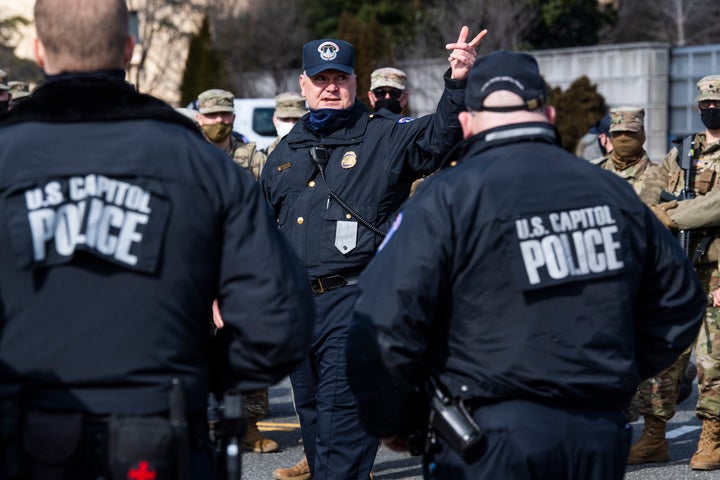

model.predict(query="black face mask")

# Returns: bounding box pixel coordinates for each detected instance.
[700,108,720,131]
[374,98,402,115]
[0,100,8,113]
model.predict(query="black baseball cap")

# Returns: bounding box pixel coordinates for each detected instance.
[465,50,548,112]
[589,114,611,135]
[302,39,355,77]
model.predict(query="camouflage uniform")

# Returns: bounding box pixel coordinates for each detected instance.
[197,89,274,450]
[227,135,266,180]
[639,79,720,424]
[596,107,678,424]
[7,80,31,109]
[593,152,658,195]
[642,133,720,408]
[594,107,658,193]
[0,68,9,113]
[196,89,268,181]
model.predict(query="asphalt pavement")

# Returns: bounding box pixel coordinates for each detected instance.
[243,376,719,480]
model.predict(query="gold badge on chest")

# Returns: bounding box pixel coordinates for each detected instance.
[341,151,357,169]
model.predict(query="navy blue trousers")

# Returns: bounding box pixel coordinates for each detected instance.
[291,285,378,480]
[423,399,632,480]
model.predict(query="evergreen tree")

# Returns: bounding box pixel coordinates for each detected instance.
[179,16,225,107]
[526,0,616,49]
[549,76,607,153]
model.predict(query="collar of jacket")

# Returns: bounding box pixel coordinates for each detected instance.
[284,100,369,148]
[440,121,559,169]
[0,72,201,136]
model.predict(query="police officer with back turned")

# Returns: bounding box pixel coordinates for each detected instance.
[260,27,486,479]
[0,1,314,479]
[346,50,705,480]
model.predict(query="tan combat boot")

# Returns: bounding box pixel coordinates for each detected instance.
[691,420,720,470]
[273,457,310,480]
[241,419,279,453]
[627,415,668,464]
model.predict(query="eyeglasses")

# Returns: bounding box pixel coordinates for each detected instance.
[699,100,720,109]
[372,88,403,100]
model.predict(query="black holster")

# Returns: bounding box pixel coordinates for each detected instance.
[411,376,484,461]
[18,379,194,480]
[109,415,178,480]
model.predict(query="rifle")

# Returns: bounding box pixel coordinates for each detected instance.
[208,391,244,480]
[169,378,190,480]
[660,135,697,257]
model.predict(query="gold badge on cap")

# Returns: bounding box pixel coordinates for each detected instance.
[341,151,357,169]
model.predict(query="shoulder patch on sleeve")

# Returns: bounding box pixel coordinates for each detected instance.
[378,212,403,252]
[397,116,415,124]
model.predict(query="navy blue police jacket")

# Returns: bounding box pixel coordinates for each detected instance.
[260,71,465,279]
[0,73,314,416]
[346,122,706,437]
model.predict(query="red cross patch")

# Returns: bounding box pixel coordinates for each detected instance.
[128,461,156,480]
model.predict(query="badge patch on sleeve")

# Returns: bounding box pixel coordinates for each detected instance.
[505,205,626,290]
[6,174,170,273]
[377,212,402,252]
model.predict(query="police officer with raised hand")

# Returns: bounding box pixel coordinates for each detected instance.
[0,1,314,479]
[260,26,486,480]
[346,50,705,480]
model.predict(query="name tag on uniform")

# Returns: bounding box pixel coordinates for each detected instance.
[335,220,357,254]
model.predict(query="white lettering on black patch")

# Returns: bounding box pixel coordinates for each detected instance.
[9,174,169,273]
[508,205,625,289]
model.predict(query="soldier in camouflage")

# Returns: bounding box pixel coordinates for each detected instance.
[367,67,409,115]
[592,106,658,194]
[197,88,277,453]
[0,68,9,113]
[591,107,677,466]
[7,80,31,109]
[638,74,720,471]
[265,92,306,157]
[195,88,268,180]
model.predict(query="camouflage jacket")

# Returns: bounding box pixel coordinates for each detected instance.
[263,136,282,157]
[639,133,720,230]
[227,135,267,180]
[638,133,720,273]
[593,151,658,195]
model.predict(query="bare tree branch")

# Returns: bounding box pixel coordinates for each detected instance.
[126,0,207,100]
[210,0,309,97]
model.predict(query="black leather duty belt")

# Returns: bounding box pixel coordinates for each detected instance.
[309,274,360,294]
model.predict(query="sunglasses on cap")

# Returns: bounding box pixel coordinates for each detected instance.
[372,88,403,100]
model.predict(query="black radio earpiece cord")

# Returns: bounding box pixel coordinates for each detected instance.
[309,145,386,238]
